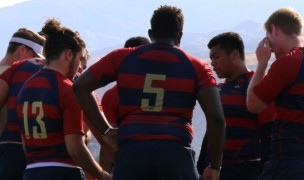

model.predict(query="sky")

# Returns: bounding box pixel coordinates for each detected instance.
[0,0,29,8]
[0,0,304,33]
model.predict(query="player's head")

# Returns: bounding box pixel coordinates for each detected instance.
[41,18,86,79]
[264,8,303,57]
[264,8,303,36]
[148,5,184,46]
[6,28,45,59]
[208,32,245,61]
[124,36,150,48]
[208,32,245,79]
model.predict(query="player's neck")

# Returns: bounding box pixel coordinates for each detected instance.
[0,54,17,66]
[226,62,249,82]
[44,60,68,78]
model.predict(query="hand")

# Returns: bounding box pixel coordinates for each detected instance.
[256,38,272,66]
[102,128,118,151]
[201,167,220,180]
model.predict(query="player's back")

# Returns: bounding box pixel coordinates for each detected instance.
[17,68,77,166]
[0,58,44,143]
[116,43,214,145]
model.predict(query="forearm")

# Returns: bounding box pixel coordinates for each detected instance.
[70,140,108,179]
[205,116,225,168]
[247,62,268,112]
[0,108,7,135]
[99,143,115,173]
[247,62,267,97]
[74,88,111,133]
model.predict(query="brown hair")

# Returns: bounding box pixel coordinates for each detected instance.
[40,18,86,64]
[264,8,303,35]
[6,28,45,54]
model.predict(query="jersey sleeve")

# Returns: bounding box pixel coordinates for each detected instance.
[88,49,123,87]
[253,55,301,104]
[194,59,217,89]
[62,83,85,135]
[258,101,276,125]
[0,60,25,85]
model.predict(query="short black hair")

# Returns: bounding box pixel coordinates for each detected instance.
[150,5,184,39]
[208,32,245,60]
[124,36,150,48]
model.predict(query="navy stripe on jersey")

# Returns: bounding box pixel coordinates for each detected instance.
[223,104,258,120]
[275,93,304,110]
[119,87,196,108]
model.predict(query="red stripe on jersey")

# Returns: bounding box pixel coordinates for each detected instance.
[24,132,65,147]
[225,117,260,130]
[118,74,195,93]
[221,94,246,105]
[7,96,17,109]
[17,104,61,119]
[12,71,37,83]
[276,107,304,123]
[7,123,19,131]
[121,134,185,142]
[139,51,181,62]
[25,77,52,89]
[224,139,248,150]
[287,83,304,95]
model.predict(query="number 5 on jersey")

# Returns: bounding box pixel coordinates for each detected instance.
[141,73,166,112]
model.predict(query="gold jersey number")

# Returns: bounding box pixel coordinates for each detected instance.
[141,73,166,112]
[22,101,47,139]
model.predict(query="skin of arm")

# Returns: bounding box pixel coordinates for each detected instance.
[247,38,270,113]
[73,71,117,150]
[65,134,111,180]
[197,86,225,180]
[0,79,9,135]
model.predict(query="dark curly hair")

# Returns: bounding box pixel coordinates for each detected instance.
[150,5,184,39]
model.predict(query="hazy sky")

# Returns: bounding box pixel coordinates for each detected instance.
[0,0,303,33]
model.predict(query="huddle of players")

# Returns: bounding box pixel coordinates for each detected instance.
[0,4,303,180]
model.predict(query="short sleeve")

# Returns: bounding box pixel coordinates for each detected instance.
[254,54,301,104]
[62,83,85,135]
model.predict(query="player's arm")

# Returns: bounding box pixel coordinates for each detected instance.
[197,86,225,179]
[99,140,115,173]
[73,71,117,149]
[247,38,271,113]
[246,63,268,113]
[65,134,111,180]
[0,79,9,135]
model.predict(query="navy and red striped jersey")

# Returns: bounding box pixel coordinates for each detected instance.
[254,47,304,159]
[220,71,275,162]
[0,58,44,143]
[89,43,216,146]
[17,68,84,166]
[197,71,276,168]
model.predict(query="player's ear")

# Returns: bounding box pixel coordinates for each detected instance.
[148,29,154,42]
[64,49,74,63]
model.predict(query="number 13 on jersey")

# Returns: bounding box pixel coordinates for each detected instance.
[22,101,47,139]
